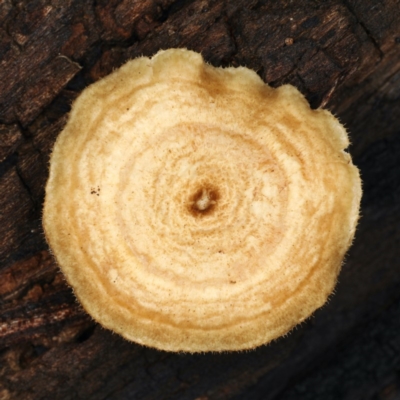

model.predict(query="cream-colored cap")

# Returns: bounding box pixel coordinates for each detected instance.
[43,49,361,352]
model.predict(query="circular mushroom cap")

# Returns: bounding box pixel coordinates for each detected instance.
[43,49,361,352]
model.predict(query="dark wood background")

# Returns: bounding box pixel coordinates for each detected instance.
[1,1,400,399]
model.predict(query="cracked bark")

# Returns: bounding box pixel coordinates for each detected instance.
[0,1,399,399]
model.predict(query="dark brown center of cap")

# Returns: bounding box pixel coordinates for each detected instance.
[188,185,220,217]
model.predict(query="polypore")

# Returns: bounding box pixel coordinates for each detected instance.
[43,49,361,352]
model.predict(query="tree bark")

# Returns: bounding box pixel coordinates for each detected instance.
[0,1,399,399]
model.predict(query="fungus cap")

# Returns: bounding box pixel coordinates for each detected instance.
[43,49,361,352]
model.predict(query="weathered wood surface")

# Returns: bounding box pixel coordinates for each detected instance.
[1,1,400,399]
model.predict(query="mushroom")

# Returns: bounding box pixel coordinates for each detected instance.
[43,49,361,352]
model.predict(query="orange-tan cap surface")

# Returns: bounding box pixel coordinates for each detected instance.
[43,49,361,352]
